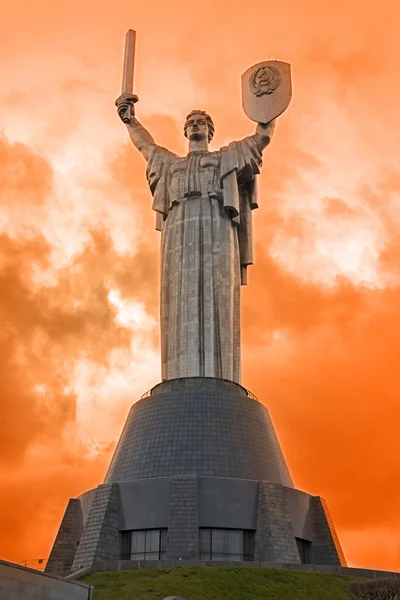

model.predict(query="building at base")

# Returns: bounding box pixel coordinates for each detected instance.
[46,377,346,576]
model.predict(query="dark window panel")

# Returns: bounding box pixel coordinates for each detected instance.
[160,529,168,553]
[120,530,132,560]
[199,528,255,562]
[132,531,146,554]
[227,530,242,554]
[212,530,225,553]
[295,538,313,564]
[120,528,168,560]
[200,528,211,554]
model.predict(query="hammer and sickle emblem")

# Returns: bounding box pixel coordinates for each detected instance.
[250,65,282,97]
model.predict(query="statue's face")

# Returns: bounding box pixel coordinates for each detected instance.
[186,113,208,142]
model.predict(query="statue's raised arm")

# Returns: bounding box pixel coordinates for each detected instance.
[115,93,157,161]
[253,120,276,151]
[115,30,159,162]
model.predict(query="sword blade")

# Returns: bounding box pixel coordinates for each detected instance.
[122,29,136,94]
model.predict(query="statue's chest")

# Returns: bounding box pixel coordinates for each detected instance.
[170,153,221,198]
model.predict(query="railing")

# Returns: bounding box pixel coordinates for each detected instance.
[68,559,400,580]
[139,378,260,402]
[17,558,47,570]
[246,389,259,402]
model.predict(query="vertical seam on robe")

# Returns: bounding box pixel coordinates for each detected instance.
[191,155,196,193]
[210,197,222,379]
[194,154,201,192]
[199,197,204,376]
[185,156,191,196]
[176,200,186,378]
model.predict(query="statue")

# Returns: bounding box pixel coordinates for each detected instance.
[115,32,291,384]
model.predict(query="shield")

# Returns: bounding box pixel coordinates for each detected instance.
[242,60,292,123]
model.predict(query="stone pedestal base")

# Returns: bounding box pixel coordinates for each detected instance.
[45,378,346,575]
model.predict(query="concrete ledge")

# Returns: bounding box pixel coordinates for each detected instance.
[0,559,93,599]
[65,558,400,581]
[65,566,95,580]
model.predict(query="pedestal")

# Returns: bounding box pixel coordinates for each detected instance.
[45,378,346,575]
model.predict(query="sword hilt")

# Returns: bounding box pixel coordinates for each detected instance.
[121,94,139,124]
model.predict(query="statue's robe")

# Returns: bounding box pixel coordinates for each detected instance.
[146,136,263,383]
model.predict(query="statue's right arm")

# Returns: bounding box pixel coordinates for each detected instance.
[115,93,157,162]
[125,118,156,162]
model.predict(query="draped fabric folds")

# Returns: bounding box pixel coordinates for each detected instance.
[146,136,263,383]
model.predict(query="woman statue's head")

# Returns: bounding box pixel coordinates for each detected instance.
[184,110,215,143]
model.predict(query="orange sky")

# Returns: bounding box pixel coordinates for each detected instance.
[0,0,399,572]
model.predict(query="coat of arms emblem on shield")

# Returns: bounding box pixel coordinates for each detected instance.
[250,65,282,97]
[242,60,292,123]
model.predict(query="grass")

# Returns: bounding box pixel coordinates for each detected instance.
[82,566,352,600]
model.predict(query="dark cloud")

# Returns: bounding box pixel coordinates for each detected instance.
[0,135,155,562]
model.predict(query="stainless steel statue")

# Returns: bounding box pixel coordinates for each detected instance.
[115,31,291,384]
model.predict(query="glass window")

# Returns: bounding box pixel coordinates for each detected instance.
[120,529,168,560]
[212,530,225,554]
[227,530,242,554]
[146,530,160,553]
[160,529,168,554]
[132,531,146,555]
[200,529,211,555]
[244,530,255,561]
[120,531,131,560]
[199,529,254,562]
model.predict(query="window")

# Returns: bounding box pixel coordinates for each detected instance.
[120,529,167,560]
[199,528,254,561]
[295,537,313,564]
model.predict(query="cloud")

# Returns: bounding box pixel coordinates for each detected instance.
[0,135,52,206]
[0,134,159,562]
[241,178,400,569]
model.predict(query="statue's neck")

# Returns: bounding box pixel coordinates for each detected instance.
[188,139,209,153]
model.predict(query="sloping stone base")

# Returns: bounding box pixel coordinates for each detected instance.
[46,378,346,575]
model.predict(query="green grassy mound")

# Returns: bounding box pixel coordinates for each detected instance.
[82,566,352,600]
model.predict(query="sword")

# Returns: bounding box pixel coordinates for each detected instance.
[121,29,138,124]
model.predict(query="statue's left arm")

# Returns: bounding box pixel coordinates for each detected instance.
[252,119,276,152]
[220,119,276,285]
[221,119,276,184]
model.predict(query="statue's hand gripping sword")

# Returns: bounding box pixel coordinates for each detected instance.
[116,29,138,124]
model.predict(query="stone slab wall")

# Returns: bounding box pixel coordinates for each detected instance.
[255,481,301,563]
[311,496,347,566]
[105,378,293,487]
[71,484,119,571]
[52,477,348,570]
[45,499,83,577]
[166,475,199,560]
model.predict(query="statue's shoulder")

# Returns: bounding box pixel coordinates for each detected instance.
[219,136,257,152]
[148,144,181,163]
